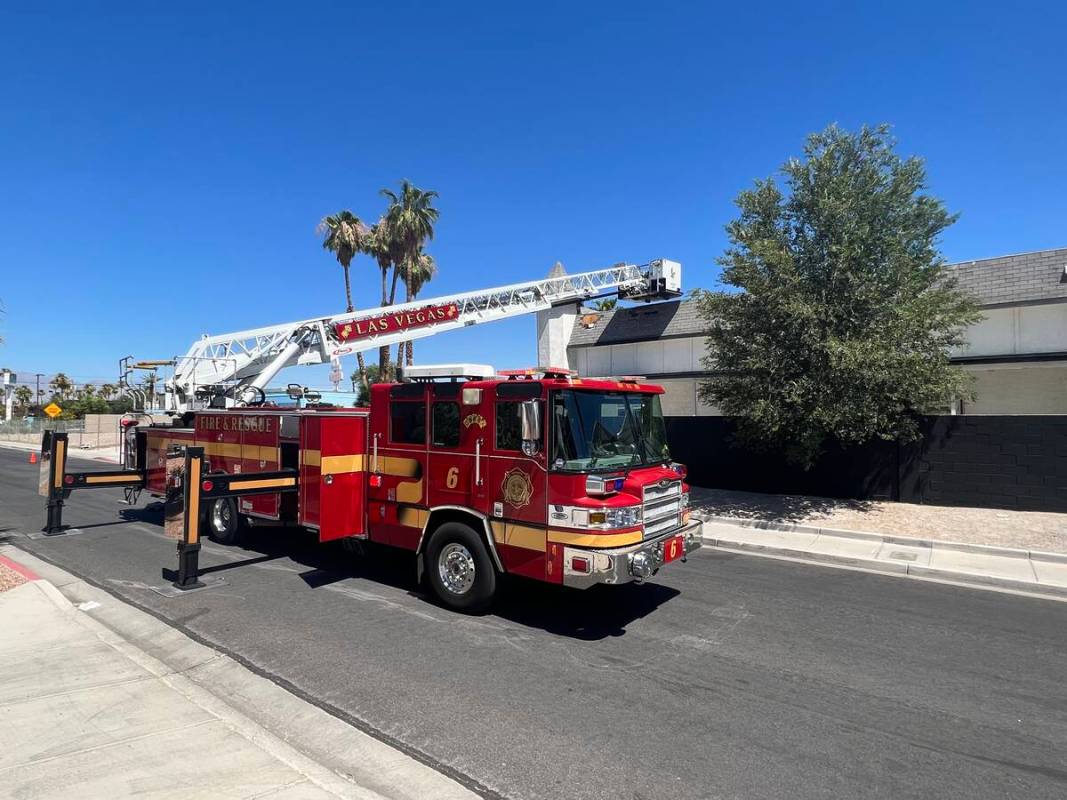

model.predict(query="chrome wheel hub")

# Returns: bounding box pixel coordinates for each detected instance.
[438,543,476,595]
[212,500,232,532]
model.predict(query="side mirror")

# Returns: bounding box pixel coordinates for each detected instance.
[519,400,541,456]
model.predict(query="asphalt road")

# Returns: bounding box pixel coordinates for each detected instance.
[2,447,1066,800]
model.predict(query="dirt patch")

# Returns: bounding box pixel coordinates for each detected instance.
[0,561,28,593]
[691,487,1067,554]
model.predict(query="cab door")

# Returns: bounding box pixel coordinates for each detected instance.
[426,383,482,514]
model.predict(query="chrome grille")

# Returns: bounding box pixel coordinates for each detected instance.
[642,480,682,540]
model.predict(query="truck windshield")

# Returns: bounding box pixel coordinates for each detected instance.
[550,389,671,472]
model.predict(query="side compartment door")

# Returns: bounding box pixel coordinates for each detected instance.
[300,414,368,541]
[240,414,281,519]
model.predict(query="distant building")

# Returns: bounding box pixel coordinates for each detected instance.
[536,247,1067,415]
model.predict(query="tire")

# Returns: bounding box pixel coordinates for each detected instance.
[205,497,242,545]
[425,522,497,613]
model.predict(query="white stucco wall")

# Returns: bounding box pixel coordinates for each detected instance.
[954,302,1067,359]
[961,363,1067,414]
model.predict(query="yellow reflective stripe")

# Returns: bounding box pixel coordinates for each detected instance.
[84,474,143,485]
[187,456,201,545]
[397,506,429,529]
[228,477,296,491]
[321,454,365,474]
[396,480,423,503]
[379,456,421,477]
[302,449,321,467]
[53,439,65,489]
[547,529,643,548]
[491,522,547,552]
[200,443,279,462]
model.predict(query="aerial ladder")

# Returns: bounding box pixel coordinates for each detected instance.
[156,259,682,412]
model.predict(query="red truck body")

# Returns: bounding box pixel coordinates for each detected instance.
[133,371,702,608]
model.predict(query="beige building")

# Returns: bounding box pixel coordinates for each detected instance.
[537,247,1067,416]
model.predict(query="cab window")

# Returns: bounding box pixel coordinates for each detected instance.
[390,401,426,445]
[495,402,522,451]
[432,402,460,447]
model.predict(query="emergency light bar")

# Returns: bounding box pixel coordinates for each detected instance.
[400,364,496,381]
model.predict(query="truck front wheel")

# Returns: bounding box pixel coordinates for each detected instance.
[425,522,497,613]
[205,497,242,545]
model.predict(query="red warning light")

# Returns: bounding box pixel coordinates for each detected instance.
[201,480,214,492]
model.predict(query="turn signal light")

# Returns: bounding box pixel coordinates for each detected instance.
[201,480,214,492]
[571,556,591,574]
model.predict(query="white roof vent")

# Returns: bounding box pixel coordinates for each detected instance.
[400,363,496,381]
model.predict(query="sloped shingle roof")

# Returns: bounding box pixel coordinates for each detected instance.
[569,248,1067,347]
[944,247,1067,308]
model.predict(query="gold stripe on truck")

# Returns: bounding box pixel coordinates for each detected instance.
[491,522,547,552]
[321,454,365,474]
[546,529,643,548]
[228,477,297,491]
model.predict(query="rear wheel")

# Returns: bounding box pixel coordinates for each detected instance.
[205,497,242,545]
[425,522,497,613]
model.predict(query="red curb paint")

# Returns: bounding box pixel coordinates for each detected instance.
[0,555,40,581]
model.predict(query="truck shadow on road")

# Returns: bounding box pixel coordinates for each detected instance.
[149,520,681,641]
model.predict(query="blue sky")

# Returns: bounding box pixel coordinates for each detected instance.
[1,1,1065,388]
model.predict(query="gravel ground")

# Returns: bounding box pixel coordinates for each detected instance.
[691,486,1067,554]
[0,561,28,592]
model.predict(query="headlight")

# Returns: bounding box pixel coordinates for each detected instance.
[681,491,690,508]
[556,505,642,529]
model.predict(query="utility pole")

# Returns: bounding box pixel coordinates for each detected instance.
[35,373,43,410]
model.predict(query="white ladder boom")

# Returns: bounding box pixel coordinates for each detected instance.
[168,259,681,408]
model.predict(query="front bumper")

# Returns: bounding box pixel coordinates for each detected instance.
[561,519,703,589]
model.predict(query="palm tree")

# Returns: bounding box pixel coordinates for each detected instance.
[15,385,32,411]
[82,384,96,399]
[364,218,403,377]
[319,210,371,384]
[395,251,438,366]
[381,181,439,368]
[98,383,116,401]
[591,298,618,311]
[49,373,72,399]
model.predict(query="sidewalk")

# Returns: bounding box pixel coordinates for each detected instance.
[0,439,120,463]
[0,547,477,800]
[698,515,1067,602]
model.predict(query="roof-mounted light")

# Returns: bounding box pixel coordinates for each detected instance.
[399,363,496,382]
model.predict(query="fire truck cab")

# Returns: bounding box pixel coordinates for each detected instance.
[132,364,701,611]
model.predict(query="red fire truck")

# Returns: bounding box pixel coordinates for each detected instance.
[126,364,700,611]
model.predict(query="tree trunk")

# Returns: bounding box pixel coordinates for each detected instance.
[343,264,354,313]
[379,265,392,378]
[356,351,367,388]
[388,265,401,305]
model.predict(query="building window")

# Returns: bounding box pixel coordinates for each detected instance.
[390,402,426,445]
[432,402,460,447]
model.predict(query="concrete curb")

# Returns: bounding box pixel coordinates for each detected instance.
[698,514,1067,602]
[0,545,480,800]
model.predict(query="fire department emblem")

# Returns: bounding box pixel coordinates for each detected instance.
[501,468,533,509]
[463,413,487,429]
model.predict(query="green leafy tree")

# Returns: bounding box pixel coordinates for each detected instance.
[591,298,617,311]
[381,181,439,367]
[98,383,117,401]
[352,364,383,406]
[319,210,371,384]
[696,124,981,468]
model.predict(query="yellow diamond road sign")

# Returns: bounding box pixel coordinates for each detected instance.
[43,402,62,419]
